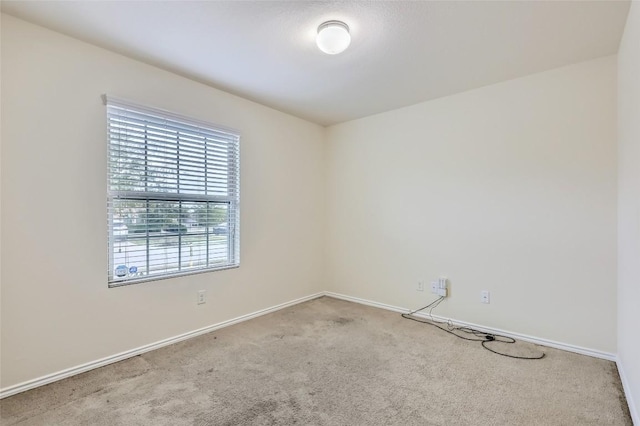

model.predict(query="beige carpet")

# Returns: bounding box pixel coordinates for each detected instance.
[0,296,632,425]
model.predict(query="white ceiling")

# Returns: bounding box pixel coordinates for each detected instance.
[1,1,631,126]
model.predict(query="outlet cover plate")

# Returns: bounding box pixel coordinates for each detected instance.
[197,290,206,305]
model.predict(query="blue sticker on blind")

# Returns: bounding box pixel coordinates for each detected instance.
[115,265,128,277]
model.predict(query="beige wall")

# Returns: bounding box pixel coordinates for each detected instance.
[0,14,325,388]
[617,1,640,419]
[325,56,618,353]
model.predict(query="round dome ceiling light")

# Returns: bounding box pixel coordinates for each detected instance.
[316,20,351,55]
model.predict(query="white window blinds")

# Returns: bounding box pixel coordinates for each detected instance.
[105,96,240,286]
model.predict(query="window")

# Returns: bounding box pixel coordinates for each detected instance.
[105,96,240,286]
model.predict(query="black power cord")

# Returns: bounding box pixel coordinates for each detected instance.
[401,297,545,360]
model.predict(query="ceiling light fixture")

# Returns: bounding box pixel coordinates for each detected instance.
[316,20,351,55]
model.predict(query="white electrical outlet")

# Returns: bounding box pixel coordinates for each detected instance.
[431,277,449,297]
[430,281,439,294]
[197,290,206,305]
[417,281,425,291]
[480,290,490,304]
[438,277,447,289]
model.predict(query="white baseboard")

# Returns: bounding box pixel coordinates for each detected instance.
[0,290,623,401]
[0,292,325,399]
[617,359,639,425]
[324,291,617,361]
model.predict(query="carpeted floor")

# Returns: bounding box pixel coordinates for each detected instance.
[0,296,632,425]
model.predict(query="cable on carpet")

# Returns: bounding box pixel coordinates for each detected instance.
[401,297,545,360]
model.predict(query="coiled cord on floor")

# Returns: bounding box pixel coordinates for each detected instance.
[401,297,545,360]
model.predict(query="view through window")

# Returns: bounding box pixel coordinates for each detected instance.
[105,96,240,286]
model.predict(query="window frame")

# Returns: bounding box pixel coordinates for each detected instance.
[104,95,240,287]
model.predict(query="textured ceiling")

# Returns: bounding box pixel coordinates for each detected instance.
[1,1,631,126]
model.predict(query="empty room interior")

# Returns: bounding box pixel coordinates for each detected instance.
[0,1,639,424]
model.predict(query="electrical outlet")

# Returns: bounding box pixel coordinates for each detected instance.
[438,277,447,289]
[480,290,490,304]
[417,281,425,291]
[197,290,206,305]
[437,277,448,297]
[430,281,438,294]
